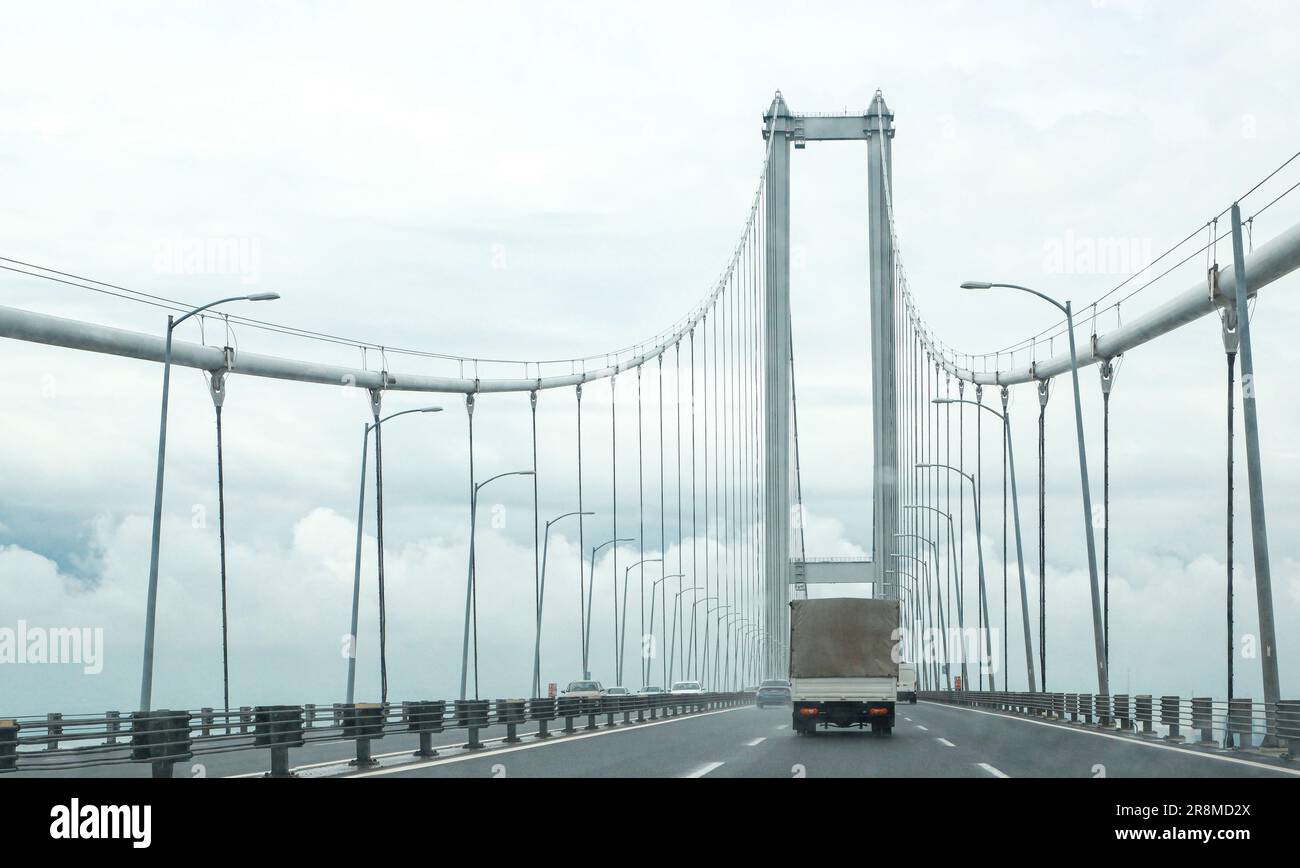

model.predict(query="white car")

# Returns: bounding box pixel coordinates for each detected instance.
[637,686,665,695]
[669,680,705,695]
[602,686,631,697]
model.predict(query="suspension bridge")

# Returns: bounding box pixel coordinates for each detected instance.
[2,90,1299,779]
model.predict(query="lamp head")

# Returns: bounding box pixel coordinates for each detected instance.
[960,281,993,290]
[245,292,281,301]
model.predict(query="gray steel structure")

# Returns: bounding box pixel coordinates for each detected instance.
[761,90,899,680]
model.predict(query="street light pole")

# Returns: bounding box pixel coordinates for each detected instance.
[533,510,594,698]
[585,537,633,680]
[934,396,1037,691]
[461,469,535,700]
[619,558,661,685]
[346,406,443,705]
[962,281,1107,695]
[918,463,996,691]
[647,574,683,686]
[139,292,279,712]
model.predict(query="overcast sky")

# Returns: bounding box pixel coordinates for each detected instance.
[2,0,1300,714]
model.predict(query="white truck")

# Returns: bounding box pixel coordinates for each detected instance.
[788,597,899,736]
[897,661,918,704]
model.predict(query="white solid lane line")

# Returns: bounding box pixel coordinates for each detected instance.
[686,761,725,778]
[978,762,1009,778]
[920,700,1300,778]
[936,737,955,747]
[746,737,766,746]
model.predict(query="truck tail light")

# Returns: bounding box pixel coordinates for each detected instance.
[798,707,819,717]
[869,707,889,716]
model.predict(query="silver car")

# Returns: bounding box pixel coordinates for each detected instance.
[670,680,705,695]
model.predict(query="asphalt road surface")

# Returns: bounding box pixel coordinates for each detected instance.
[350,700,1300,779]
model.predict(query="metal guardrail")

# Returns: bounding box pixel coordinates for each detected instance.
[0,692,755,778]
[920,690,1300,758]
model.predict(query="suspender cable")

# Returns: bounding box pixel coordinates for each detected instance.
[675,342,684,683]
[375,396,390,704]
[1099,360,1114,677]
[689,327,698,678]
[610,373,619,683]
[637,366,644,687]
[1001,381,1009,690]
[576,384,587,678]
[208,371,231,724]
[457,392,472,699]
[658,355,667,688]
[1221,271,1239,746]
[1037,377,1049,691]
[530,390,541,698]
[703,312,712,683]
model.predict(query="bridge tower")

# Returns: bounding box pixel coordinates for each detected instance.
[762,92,901,677]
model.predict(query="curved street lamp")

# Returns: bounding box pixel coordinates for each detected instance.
[346,405,444,705]
[532,510,595,697]
[961,280,1106,695]
[933,397,1036,692]
[140,292,280,712]
[917,463,996,691]
[462,469,535,699]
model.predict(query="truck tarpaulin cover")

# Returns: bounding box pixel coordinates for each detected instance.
[789,598,899,678]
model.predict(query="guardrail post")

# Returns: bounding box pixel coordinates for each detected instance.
[1191,697,1213,743]
[0,719,18,772]
[344,703,384,767]
[1095,694,1111,728]
[106,710,120,745]
[1277,700,1300,759]
[200,707,213,737]
[1135,695,1153,734]
[584,698,599,731]
[498,699,525,743]
[1066,693,1078,723]
[408,700,445,757]
[1079,693,1093,725]
[455,699,488,749]
[130,710,193,779]
[529,697,555,739]
[304,704,316,730]
[1160,696,1183,742]
[1113,695,1131,731]
[254,705,305,778]
[46,713,62,751]
[558,697,578,733]
[1228,697,1253,748]
[240,706,253,734]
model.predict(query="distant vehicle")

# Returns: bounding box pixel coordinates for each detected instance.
[637,686,664,694]
[670,680,705,695]
[756,678,792,708]
[561,680,604,699]
[897,662,918,704]
[789,598,898,736]
[603,686,631,697]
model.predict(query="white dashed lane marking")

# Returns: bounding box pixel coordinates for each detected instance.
[978,762,1009,778]
[916,725,928,731]
[685,761,725,778]
[936,737,955,747]
[746,737,766,746]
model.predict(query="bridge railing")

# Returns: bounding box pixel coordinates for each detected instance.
[0,692,755,778]
[919,690,1300,757]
